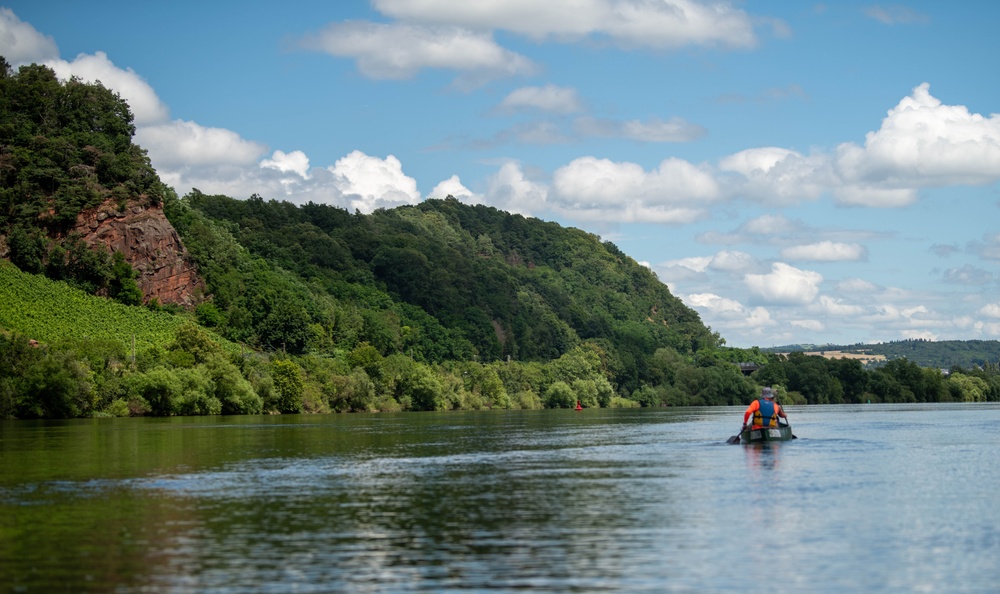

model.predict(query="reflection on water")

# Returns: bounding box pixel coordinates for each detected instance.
[743,442,782,471]
[2,405,1000,592]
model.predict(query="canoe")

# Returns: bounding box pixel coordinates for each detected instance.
[741,424,794,444]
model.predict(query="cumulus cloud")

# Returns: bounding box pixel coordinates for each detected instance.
[837,278,879,293]
[484,162,549,216]
[372,0,764,49]
[429,175,482,203]
[791,319,824,332]
[781,241,867,262]
[978,303,1000,319]
[687,292,776,333]
[0,7,58,65]
[717,85,1000,209]
[549,156,719,223]
[664,256,711,272]
[498,85,583,114]
[708,250,759,273]
[812,295,864,316]
[745,262,823,305]
[719,147,829,205]
[969,233,1000,261]
[327,150,421,212]
[835,83,1000,189]
[136,120,267,169]
[741,214,796,236]
[942,264,994,286]
[297,22,537,87]
[574,116,707,143]
[260,150,310,179]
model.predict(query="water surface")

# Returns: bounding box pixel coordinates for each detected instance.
[2,404,998,592]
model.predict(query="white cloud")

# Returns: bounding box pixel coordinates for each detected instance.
[429,175,481,203]
[136,120,266,169]
[663,256,712,273]
[574,116,706,142]
[781,241,867,262]
[969,233,1000,261]
[837,278,879,293]
[833,185,918,207]
[979,303,1000,319]
[372,0,763,49]
[835,83,1000,189]
[741,214,795,235]
[687,292,775,332]
[901,329,937,340]
[709,250,758,273]
[498,85,583,114]
[43,51,170,126]
[298,22,537,87]
[549,156,718,223]
[863,5,930,25]
[688,292,745,314]
[791,319,824,332]
[260,150,310,179]
[484,162,548,216]
[745,262,823,305]
[327,150,421,213]
[813,295,864,316]
[719,147,829,205]
[975,321,1000,337]
[0,7,58,65]
[717,85,1000,209]
[942,264,994,286]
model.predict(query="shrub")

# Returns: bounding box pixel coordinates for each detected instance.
[544,381,576,409]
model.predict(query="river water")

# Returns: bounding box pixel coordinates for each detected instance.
[2,403,999,593]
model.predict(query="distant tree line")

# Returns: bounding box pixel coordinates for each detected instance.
[764,339,1000,370]
[752,352,999,404]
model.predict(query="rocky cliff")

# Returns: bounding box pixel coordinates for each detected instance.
[71,200,205,308]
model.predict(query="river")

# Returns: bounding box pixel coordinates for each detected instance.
[2,403,999,593]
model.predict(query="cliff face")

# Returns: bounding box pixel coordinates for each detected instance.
[71,200,205,308]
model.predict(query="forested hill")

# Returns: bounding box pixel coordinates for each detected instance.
[168,191,718,392]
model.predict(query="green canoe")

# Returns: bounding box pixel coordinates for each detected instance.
[741,424,794,444]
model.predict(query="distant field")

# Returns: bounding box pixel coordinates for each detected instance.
[785,350,887,364]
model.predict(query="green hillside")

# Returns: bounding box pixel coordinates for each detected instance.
[169,191,717,394]
[0,260,234,353]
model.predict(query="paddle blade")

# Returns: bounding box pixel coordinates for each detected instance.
[726,434,741,444]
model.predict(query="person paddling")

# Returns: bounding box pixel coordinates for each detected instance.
[743,387,787,432]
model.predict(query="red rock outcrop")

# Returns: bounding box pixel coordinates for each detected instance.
[70,199,205,308]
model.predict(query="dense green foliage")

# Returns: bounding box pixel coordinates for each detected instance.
[169,191,719,395]
[752,352,1000,404]
[0,58,151,303]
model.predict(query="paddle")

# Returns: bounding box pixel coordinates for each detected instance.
[726,426,746,444]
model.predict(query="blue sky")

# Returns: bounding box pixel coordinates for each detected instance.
[3,1,1000,348]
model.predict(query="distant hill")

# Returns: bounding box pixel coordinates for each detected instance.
[763,340,1000,369]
